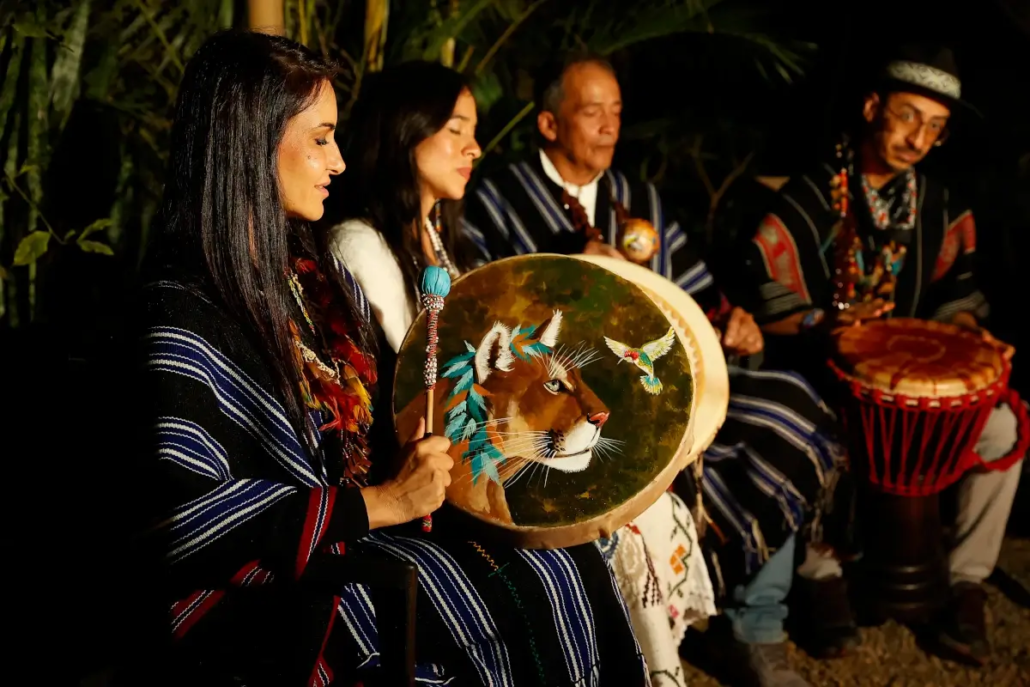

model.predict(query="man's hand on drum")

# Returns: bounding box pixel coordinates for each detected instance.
[721,306,764,356]
[362,417,454,529]
[833,298,895,327]
[582,239,626,260]
[952,311,1015,361]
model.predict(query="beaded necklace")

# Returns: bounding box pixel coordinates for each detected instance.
[411,214,460,283]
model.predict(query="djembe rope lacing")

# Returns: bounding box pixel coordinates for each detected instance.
[827,359,1028,496]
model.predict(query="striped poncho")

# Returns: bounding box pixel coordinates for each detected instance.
[135,275,648,686]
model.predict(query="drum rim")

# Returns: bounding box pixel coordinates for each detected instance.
[828,356,1010,408]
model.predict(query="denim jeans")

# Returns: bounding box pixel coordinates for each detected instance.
[724,533,796,644]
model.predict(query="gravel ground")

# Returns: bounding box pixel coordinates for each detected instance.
[680,537,1030,687]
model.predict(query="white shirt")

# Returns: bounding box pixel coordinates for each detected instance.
[538,149,604,228]
[329,219,416,354]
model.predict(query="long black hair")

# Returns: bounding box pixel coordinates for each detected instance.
[148,30,375,457]
[327,60,479,298]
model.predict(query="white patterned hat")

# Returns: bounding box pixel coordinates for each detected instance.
[879,44,974,113]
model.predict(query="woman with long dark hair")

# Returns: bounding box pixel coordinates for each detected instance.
[326,61,484,351]
[137,32,645,685]
[328,61,650,685]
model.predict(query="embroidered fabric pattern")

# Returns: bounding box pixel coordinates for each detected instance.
[885,60,961,99]
[287,257,377,486]
[862,167,917,231]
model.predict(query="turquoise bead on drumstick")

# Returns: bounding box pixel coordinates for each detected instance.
[419,265,451,533]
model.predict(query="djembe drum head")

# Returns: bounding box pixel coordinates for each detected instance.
[833,318,1005,401]
[393,254,699,549]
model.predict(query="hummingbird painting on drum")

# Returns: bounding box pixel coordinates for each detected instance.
[604,327,678,395]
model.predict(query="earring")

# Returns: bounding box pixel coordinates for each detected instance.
[434,200,442,233]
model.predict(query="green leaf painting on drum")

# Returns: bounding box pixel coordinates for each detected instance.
[394,255,693,529]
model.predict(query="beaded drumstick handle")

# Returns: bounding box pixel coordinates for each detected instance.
[419,265,452,533]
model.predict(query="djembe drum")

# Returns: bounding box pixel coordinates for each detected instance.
[829,318,1028,621]
[392,254,727,549]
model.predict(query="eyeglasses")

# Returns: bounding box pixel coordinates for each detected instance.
[884,105,950,146]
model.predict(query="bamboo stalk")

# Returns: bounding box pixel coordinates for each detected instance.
[0,30,24,324]
[363,0,388,73]
[296,0,308,46]
[4,112,20,327]
[218,0,234,29]
[5,274,15,328]
[132,0,185,73]
[0,32,25,146]
[284,0,295,40]
[27,12,49,323]
[440,0,460,67]
[27,262,36,323]
[3,111,20,192]
[248,0,285,35]
[50,0,91,131]
[108,142,133,247]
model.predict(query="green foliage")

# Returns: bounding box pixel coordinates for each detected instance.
[0,0,810,329]
[0,0,224,326]
[13,231,50,265]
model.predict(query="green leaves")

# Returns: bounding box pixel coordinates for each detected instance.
[76,218,115,255]
[580,0,718,56]
[9,218,114,267]
[78,218,112,241]
[78,240,115,255]
[471,71,504,114]
[404,0,497,64]
[12,16,53,40]
[13,231,51,266]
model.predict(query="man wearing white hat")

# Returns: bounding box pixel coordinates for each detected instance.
[747,45,1023,666]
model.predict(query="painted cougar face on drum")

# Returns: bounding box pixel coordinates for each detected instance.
[473,312,610,476]
[424,310,624,525]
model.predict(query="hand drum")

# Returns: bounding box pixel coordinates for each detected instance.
[392,254,706,548]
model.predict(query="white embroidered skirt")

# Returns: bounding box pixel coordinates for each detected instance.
[604,491,716,685]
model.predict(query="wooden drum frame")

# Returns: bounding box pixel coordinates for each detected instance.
[393,254,728,549]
